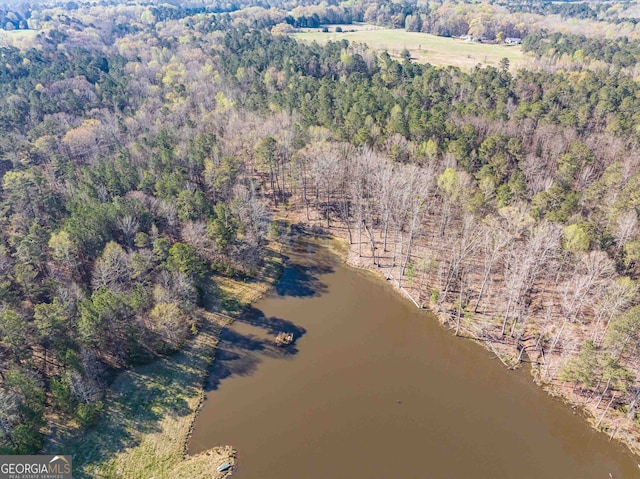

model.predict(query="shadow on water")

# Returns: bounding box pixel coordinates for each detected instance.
[205,252,333,391]
[274,250,333,298]
[239,306,306,337]
[205,318,305,392]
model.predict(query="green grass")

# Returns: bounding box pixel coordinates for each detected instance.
[0,29,39,47]
[47,309,232,478]
[1,29,38,39]
[46,245,284,479]
[292,28,531,71]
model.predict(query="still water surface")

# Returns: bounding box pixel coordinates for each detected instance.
[189,237,640,478]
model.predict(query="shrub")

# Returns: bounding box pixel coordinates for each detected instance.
[76,401,104,428]
[430,289,439,303]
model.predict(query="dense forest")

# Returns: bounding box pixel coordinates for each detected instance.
[3,0,640,463]
[523,30,640,69]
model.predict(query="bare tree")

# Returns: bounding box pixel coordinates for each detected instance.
[441,213,482,302]
[117,215,140,250]
[91,242,133,293]
[344,149,376,258]
[615,209,638,252]
[154,270,197,308]
[473,216,512,313]
[375,160,398,252]
[501,221,560,337]
[559,251,615,324]
[592,277,638,345]
[399,164,435,283]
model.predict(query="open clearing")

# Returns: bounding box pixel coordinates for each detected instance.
[292,27,531,71]
[0,29,39,48]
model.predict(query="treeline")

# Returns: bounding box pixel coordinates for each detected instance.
[0,44,128,132]
[0,3,31,30]
[215,28,640,264]
[505,0,599,20]
[523,30,640,69]
[505,0,640,25]
[215,29,640,259]
[19,0,526,42]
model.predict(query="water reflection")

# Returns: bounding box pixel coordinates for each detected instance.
[205,304,309,391]
[274,261,332,298]
[205,249,325,391]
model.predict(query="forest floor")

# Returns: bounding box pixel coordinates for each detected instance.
[291,26,532,70]
[46,243,284,478]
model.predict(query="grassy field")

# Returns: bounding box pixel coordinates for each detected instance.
[0,29,39,48]
[292,27,531,71]
[46,244,284,479]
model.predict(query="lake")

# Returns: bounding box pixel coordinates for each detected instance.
[189,234,639,478]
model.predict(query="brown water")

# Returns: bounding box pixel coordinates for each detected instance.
[189,236,640,479]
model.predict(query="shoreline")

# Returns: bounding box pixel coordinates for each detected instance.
[48,220,640,475]
[182,241,286,466]
[288,215,640,459]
